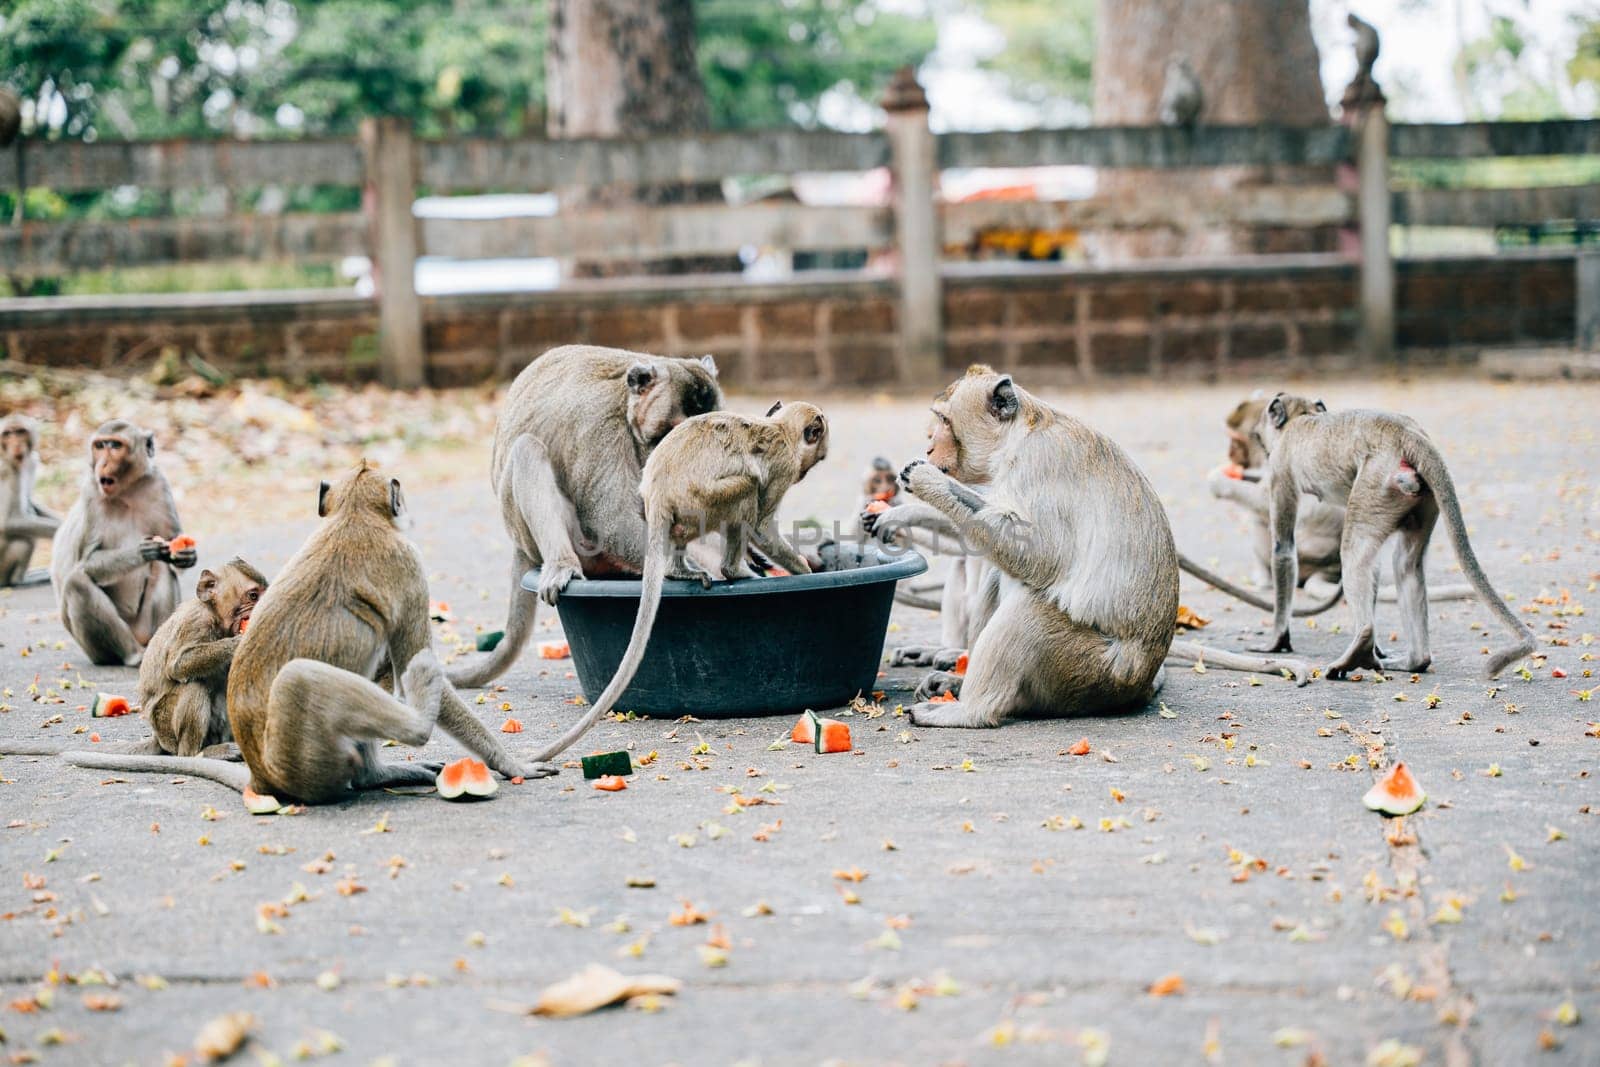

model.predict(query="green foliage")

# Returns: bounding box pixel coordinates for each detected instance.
[1454,11,1564,120]
[973,0,1093,113]
[0,260,339,298]
[697,0,936,128]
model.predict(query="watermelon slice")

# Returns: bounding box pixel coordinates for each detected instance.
[90,693,132,718]
[864,500,890,515]
[242,787,282,815]
[813,718,851,754]
[1221,464,1245,481]
[168,535,196,554]
[593,775,628,792]
[475,630,505,652]
[539,641,571,660]
[1364,762,1426,816]
[952,653,969,676]
[790,710,820,745]
[437,757,498,801]
[581,751,633,780]
[236,616,249,633]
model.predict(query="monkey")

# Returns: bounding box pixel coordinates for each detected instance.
[856,455,953,612]
[1204,392,1475,606]
[890,367,1309,730]
[446,346,723,688]
[525,402,829,761]
[62,462,558,805]
[1248,393,1537,680]
[136,558,267,758]
[50,420,195,666]
[0,414,61,586]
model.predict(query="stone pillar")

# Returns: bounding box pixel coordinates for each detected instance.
[360,117,425,389]
[1341,24,1393,363]
[882,67,942,386]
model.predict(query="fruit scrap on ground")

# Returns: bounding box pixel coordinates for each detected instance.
[815,718,851,754]
[582,751,633,779]
[475,630,505,652]
[90,693,132,718]
[1068,737,1092,756]
[594,775,628,792]
[1175,604,1209,630]
[437,758,498,801]
[530,964,680,1018]
[1364,761,1426,816]
[500,718,523,733]
[242,788,282,816]
[540,641,571,659]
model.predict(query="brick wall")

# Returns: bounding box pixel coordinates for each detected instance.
[0,252,1578,388]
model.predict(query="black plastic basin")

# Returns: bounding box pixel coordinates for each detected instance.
[526,549,928,718]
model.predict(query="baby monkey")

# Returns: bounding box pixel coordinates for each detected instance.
[138,558,266,757]
[1251,393,1536,679]
[533,402,828,760]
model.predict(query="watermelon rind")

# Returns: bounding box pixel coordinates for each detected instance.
[1363,762,1426,816]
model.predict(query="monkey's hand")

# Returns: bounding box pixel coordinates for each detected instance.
[899,459,936,497]
[1249,632,1294,654]
[170,546,198,569]
[138,535,170,563]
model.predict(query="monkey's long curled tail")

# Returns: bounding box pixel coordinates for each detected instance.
[1409,440,1536,678]
[1167,640,1312,686]
[1177,553,1343,617]
[528,520,673,765]
[1,737,164,758]
[447,552,537,688]
[58,752,250,792]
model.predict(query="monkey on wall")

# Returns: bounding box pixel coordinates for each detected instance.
[138,557,267,758]
[1248,393,1536,680]
[891,367,1309,729]
[528,401,829,760]
[447,345,723,688]
[0,414,61,587]
[51,419,195,666]
[64,462,557,804]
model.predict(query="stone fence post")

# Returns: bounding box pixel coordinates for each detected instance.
[1341,31,1394,363]
[360,117,425,389]
[881,67,943,386]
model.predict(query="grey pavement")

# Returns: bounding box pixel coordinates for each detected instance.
[1,377,1596,1066]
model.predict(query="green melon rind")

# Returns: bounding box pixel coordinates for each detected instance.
[475,630,506,652]
[581,751,634,779]
[813,717,849,754]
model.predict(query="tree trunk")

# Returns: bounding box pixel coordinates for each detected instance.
[1091,0,1332,260]
[546,0,736,277]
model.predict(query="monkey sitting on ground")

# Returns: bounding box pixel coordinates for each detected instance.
[1249,393,1536,680]
[891,367,1309,729]
[51,420,196,666]
[447,345,723,688]
[0,414,61,587]
[137,558,267,758]
[527,402,829,760]
[64,463,558,805]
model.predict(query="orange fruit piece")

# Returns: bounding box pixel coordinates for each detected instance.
[500,718,524,733]
[1148,973,1185,997]
[168,535,196,553]
[437,758,497,801]
[539,641,571,660]
[814,719,852,754]
[953,653,969,676]
[1068,737,1091,756]
[929,692,957,703]
[864,500,890,515]
[594,775,627,792]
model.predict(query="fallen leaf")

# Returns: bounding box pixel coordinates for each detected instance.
[529,964,680,1017]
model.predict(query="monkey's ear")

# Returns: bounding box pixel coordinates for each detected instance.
[317,480,331,518]
[1312,398,1328,413]
[196,569,218,602]
[145,433,156,457]
[765,400,783,417]
[988,376,1019,421]
[1267,395,1289,429]
[698,355,719,378]
[804,415,826,445]
[625,363,656,394]
[389,479,405,519]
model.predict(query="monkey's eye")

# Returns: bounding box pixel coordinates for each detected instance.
[247,589,259,601]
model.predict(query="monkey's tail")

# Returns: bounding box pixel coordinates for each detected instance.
[1167,640,1313,687]
[2,737,165,758]
[1176,553,1344,617]
[1378,582,1475,603]
[1408,440,1536,678]
[530,521,672,765]
[894,588,944,612]
[447,554,537,688]
[59,752,251,793]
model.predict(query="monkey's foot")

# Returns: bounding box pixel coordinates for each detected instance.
[1378,651,1432,674]
[1325,628,1382,679]
[538,559,582,605]
[200,742,243,762]
[907,699,998,729]
[915,670,963,702]
[359,761,440,790]
[514,761,560,780]
[1248,633,1294,655]
[721,562,758,582]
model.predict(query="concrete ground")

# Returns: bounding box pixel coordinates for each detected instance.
[1,376,1596,1066]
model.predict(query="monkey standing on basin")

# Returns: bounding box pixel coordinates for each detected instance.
[447,345,723,688]
[65,462,556,804]
[51,420,196,666]
[0,414,61,587]
[532,402,829,760]
[893,366,1309,730]
[1249,393,1535,680]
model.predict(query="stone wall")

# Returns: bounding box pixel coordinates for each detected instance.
[0,251,1578,388]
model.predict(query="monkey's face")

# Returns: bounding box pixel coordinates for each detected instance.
[201,561,268,636]
[1225,397,1270,468]
[90,425,151,498]
[318,463,405,526]
[789,404,829,481]
[0,423,32,468]
[926,367,1021,485]
[863,465,899,503]
[627,357,723,449]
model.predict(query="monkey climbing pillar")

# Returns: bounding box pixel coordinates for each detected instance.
[360,117,426,389]
[881,67,943,386]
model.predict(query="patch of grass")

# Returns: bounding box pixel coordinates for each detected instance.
[1,261,342,298]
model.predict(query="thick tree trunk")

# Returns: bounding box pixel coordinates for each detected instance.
[1091,0,1333,261]
[546,0,736,277]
